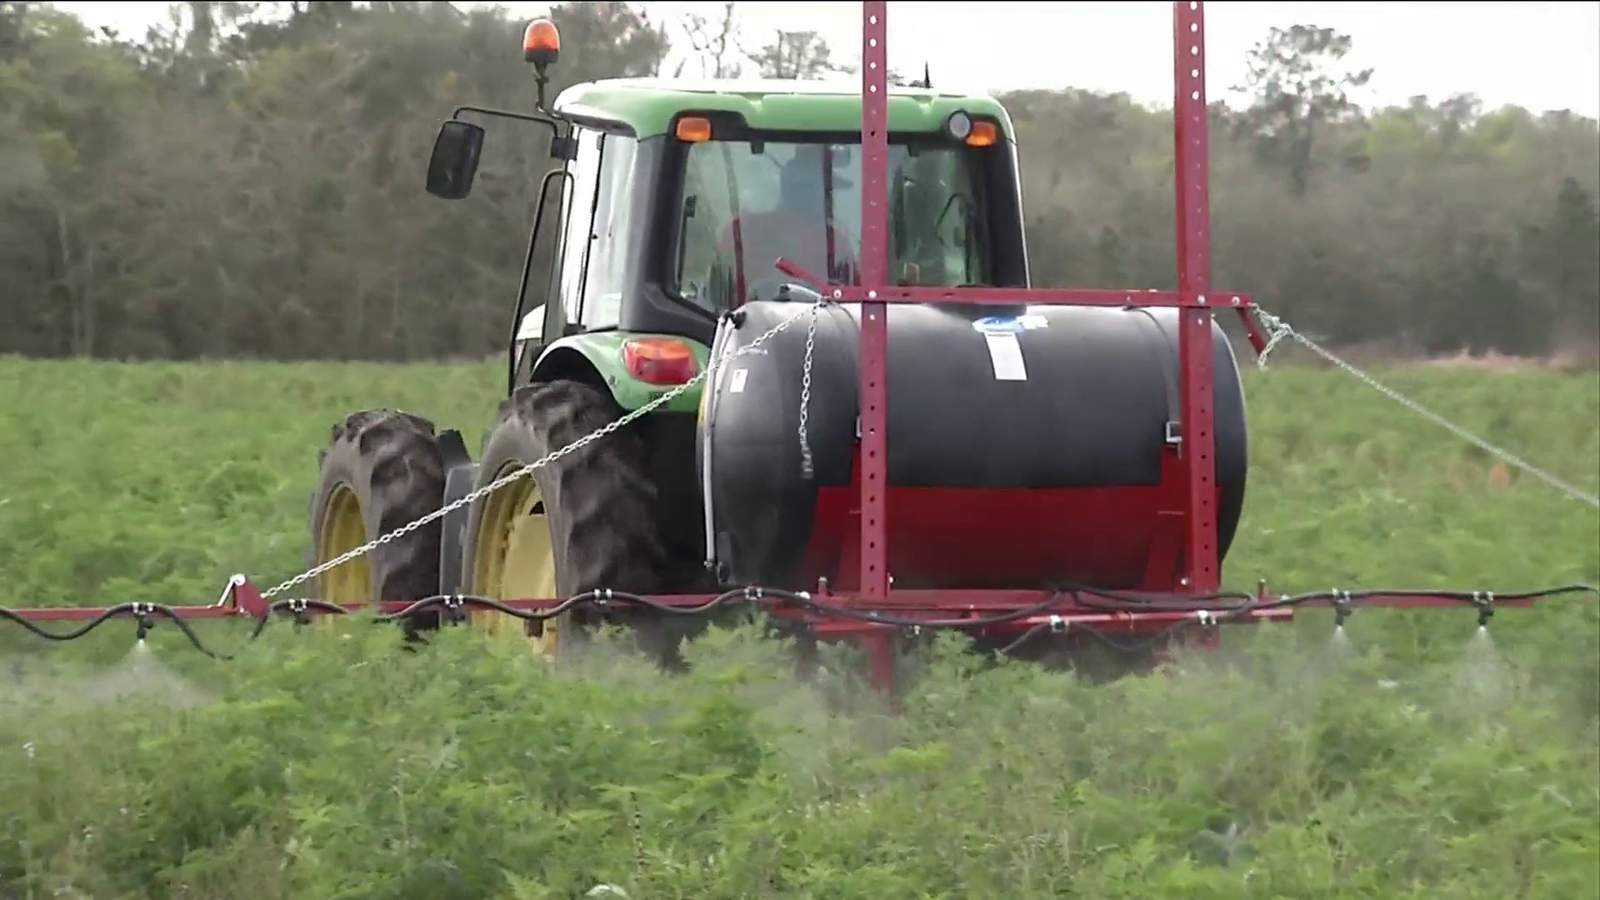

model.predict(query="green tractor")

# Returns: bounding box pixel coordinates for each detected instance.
[306,18,1047,656]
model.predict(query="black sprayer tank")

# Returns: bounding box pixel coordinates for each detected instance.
[696,299,1248,592]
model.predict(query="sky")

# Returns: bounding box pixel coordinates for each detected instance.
[52,1,1600,118]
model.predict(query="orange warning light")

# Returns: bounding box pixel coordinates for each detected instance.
[966,120,999,147]
[675,116,713,143]
[523,19,560,67]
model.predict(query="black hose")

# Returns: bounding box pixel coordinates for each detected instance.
[248,599,351,640]
[375,592,590,624]
[0,603,229,659]
[625,589,748,616]
[0,604,135,641]
[995,622,1053,657]
[1255,583,1599,612]
[761,587,1072,628]
[4,583,1593,657]
[375,589,752,625]
[144,605,227,660]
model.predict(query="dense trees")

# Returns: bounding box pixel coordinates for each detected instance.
[1,1,1595,361]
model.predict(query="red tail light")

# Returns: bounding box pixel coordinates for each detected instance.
[623,338,699,385]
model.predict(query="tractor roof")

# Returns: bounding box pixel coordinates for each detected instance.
[553,77,1013,140]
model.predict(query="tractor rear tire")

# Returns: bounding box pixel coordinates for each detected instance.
[309,410,446,612]
[462,380,697,662]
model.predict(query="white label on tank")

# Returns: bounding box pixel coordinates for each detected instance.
[729,368,749,393]
[985,332,1027,381]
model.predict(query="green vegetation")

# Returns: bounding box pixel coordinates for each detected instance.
[0,357,1596,897]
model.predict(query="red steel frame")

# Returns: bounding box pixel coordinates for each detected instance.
[8,2,1582,691]
[825,1,1259,601]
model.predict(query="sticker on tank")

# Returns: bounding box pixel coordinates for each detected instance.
[972,314,1048,334]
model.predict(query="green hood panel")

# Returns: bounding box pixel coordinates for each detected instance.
[532,332,708,414]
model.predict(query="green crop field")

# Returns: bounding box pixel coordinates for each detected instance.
[1,355,1597,899]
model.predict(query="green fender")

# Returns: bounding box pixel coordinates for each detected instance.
[529,332,709,414]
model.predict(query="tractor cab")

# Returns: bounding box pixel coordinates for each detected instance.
[425,24,1029,397]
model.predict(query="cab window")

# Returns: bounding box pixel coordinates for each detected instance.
[555,128,637,331]
[671,136,991,311]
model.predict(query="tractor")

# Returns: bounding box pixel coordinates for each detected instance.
[305,8,1250,668]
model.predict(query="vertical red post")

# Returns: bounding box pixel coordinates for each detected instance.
[859,631,896,695]
[858,0,891,601]
[1173,1,1220,592]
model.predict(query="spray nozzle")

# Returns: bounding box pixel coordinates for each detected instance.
[131,602,155,642]
[442,594,468,626]
[1333,591,1353,629]
[1473,591,1495,628]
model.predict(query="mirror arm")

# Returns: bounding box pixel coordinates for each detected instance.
[452,105,573,160]
[507,167,574,393]
[453,105,566,139]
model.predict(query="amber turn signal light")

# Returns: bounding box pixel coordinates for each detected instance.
[675,116,713,143]
[966,120,998,147]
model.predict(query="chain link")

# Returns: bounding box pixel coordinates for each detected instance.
[797,299,824,480]
[1251,308,1600,509]
[263,307,817,599]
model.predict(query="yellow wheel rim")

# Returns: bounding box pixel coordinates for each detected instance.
[317,484,373,606]
[471,469,561,655]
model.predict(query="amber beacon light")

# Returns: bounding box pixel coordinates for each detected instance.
[523,19,560,66]
[523,18,560,110]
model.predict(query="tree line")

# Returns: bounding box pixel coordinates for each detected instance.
[2,1,1595,362]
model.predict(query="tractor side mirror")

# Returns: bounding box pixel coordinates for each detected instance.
[426,120,485,200]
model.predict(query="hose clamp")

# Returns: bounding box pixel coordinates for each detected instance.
[442,593,467,625]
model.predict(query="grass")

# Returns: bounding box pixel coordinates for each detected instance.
[0,353,1596,898]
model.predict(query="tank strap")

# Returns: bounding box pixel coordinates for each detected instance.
[1127,307,1182,445]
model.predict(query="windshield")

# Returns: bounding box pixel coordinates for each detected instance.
[672,139,991,311]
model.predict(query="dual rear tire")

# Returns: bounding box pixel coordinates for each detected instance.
[309,410,446,609]
[308,381,697,660]
[461,380,676,656]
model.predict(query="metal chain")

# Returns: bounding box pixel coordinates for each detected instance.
[797,299,825,480]
[262,307,817,599]
[1252,307,1600,509]
[1256,314,1291,368]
